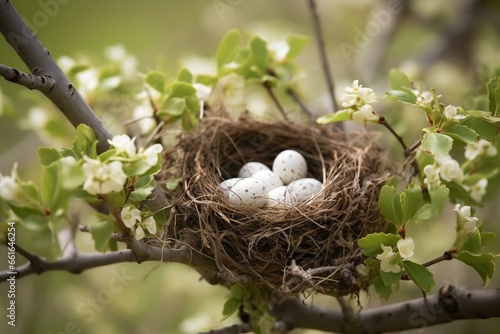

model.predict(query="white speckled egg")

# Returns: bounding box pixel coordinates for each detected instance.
[265,186,295,207]
[287,178,323,203]
[218,178,243,198]
[251,170,283,192]
[237,162,270,178]
[272,150,308,185]
[228,178,267,207]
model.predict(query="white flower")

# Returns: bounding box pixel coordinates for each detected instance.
[437,155,463,183]
[28,107,49,130]
[443,105,466,122]
[464,139,497,161]
[121,205,141,228]
[76,68,99,100]
[453,204,478,234]
[466,178,488,202]
[352,104,380,125]
[193,83,212,101]
[132,104,157,135]
[82,157,127,195]
[0,172,19,201]
[415,90,433,109]
[138,144,163,167]
[134,216,157,240]
[108,134,136,156]
[341,80,377,109]
[376,244,401,273]
[358,86,377,105]
[423,164,441,188]
[268,41,290,62]
[397,237,415,260]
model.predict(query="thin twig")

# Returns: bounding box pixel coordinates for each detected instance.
[402,252,454,280]
[0,63,55,92]
[286,88,314,119]
[405,137,423,157]
[378,116,407,150]
[199,323,253,334]
[307,0,338,113]
[263,82,289,121]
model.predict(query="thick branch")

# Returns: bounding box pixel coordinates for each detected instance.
[272,285,500,333]
[0,241,218,283]
[0,1,112,153]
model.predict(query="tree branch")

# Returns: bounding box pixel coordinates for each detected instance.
[0,239,218,283]
[271,285,500,333]
[199,323,252,334]
[0,1,111,153]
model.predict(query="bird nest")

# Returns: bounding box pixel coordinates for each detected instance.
[160,115,389,297]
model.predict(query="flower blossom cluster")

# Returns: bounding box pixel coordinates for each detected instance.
[376,237,415,273]
[340,80,379,125]
[81,134,163,196]
[121,205,157,240]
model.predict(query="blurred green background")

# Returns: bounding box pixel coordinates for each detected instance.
[1,0,500,333]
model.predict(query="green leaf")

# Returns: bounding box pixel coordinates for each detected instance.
[182,110,199,131]
[250,36,268,73]
[487,76,499,115]
[358,232,401,256]
[480,232,496,245]
[145,70,166,93]
[166,177,183,190]
[402,261,435,292]
[39,147,61,166]
[41,163,59,211]
[160,97,186,117]
[378,185,403,227]
[373,275,392,300]
[442,125,479,145]
[316,110,350,124]
[72,124,97,159]
[90,217,114,252]
[231,284,246,299]
[462,117,498,141]
[169,82,196,98]
[176,67,193,83]
[428,185,449,216]
[389,69,411,90]
[401,185,431,225]
[216,29,242,69]
[286,35,309,60]
[386,90,417,104]
[380,269,401,286]
[421,132,453,158]
[129,176,155,203]
[454,251,496,285]
[196,74,217,86]
[222,297,241,320]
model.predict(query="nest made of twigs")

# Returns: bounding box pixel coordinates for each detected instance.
[160,115,389,297]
